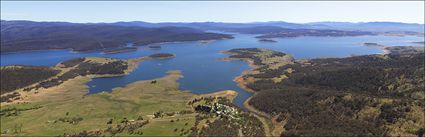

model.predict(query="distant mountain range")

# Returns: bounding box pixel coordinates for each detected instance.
[2,20,423,33]
[307,21,424,33]
[107,21,424,33]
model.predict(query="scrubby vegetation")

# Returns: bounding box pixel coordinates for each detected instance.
[198,118,239,136]
[187,95,265,137]
[384,46,424,55]
[0,92,21,103]
[225,48,294,69]
[59,58,85,68]
[227,48,424,136]
[0,66,60,94]
[0,105,42,117]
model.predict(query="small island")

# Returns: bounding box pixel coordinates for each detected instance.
[148,53,175,59]
[199,40,214,44]
[258,39,277,43]
[147,45,162,50]
[412,41,425,45]
[103,47,138,54]
[363,42,385,47]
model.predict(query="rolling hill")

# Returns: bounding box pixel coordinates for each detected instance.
[1,20,233,53]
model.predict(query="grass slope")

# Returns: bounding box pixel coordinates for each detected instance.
[1,71,195,136]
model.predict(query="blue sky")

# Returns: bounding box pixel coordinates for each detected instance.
[1,1,424,24]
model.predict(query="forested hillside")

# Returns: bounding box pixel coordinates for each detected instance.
[1,21,233,52]
[227,48,424,136]
[0,66,60,94]
[109,21,425,33]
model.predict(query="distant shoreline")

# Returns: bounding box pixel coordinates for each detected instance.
[360,42,424,55]
[0,38,231,55]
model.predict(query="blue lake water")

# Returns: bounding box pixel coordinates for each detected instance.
[1,34,423,108]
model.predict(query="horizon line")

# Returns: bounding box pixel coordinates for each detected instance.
[2,19,424,25]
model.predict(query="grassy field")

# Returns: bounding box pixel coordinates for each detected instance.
[0,69,237,136]
[139,114,196,136]
[0,55,267,136]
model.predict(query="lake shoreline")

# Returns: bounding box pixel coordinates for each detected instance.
[2,34,422,106]
[222,50,287,136]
